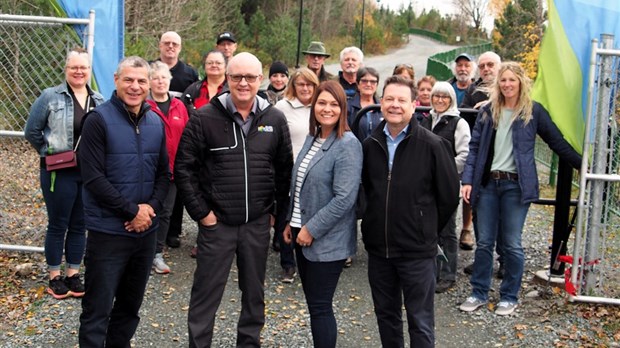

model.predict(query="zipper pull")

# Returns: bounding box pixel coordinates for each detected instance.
[387,171,391,181]
[136,125,140,134]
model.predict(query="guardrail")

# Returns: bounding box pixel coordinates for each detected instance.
[426,42,493,80]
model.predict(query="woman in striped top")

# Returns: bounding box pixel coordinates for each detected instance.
[283,81,363,348]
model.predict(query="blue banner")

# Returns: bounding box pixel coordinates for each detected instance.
[58,0,124,98]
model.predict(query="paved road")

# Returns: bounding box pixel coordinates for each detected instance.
[325,35,457,91]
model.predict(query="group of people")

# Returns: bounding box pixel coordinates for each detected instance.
[24,28,582,347]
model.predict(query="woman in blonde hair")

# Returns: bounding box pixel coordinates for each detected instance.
[25,48,105,299]
[459,62,581,316]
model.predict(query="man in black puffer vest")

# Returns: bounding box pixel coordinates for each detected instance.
[79,56,170,347]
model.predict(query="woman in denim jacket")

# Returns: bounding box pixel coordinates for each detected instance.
[459,62,581,316]
[283,81,362,348]
[25,48,105,299]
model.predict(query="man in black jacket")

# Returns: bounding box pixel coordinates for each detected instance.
[174,52,293,347]
[361,76,459,348]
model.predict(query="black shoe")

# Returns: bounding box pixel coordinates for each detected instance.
[435,279,455,293]
[47,276,70,300]
[166,236,181,248]
[496,263,505,279]
[464,263,474,275]
[64,273,85,297]
[272,240,281,252]
[280,267,296,283]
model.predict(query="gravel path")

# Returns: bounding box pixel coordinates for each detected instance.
[3,200,617,347]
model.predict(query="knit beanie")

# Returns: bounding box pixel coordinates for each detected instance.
[269,61,289,77]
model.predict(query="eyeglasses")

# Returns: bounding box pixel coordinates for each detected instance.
[67,66,90,72]
[478,62,495,70]
[161,41,180,48]
[295,82,314,89]
[205,61,224,66]
[359,78,378,85]
[228,74,261,83]
[432,94,451,101]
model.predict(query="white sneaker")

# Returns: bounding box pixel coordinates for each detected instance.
[153,253,170,274]
[459,296,487,312]
[495,301,518,316]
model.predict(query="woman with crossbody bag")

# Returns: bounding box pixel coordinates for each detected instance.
[25,47,104,299]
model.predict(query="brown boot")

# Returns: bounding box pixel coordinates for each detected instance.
[459,229,474,250]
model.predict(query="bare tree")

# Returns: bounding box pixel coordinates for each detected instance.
[453,0,489,32]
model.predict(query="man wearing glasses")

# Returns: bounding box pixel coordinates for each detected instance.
[174,52,293,347]
[156,31,198,98]
[461,51,501,111]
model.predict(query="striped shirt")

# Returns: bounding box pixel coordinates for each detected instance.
[290,137,324,228]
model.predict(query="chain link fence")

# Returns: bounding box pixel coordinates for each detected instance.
[571,34,620,304]
[0,13,94,251]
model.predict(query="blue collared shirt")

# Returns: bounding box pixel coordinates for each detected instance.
[383,124,409,170]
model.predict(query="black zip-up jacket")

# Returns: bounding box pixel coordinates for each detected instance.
[361,119,460,259]
[174,92,293,225]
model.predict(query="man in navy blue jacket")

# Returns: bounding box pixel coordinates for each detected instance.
[78,56,169,348]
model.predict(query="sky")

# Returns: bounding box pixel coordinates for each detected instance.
[380,0,495,33]
[381,0,458,15]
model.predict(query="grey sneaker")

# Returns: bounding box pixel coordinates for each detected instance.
[495,301,518,316]
[153,253,170,274]
[280,267,296,284]
[459,296,487,312]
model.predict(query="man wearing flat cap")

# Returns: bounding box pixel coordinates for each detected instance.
[303,41,334,82]
[216,31,237,60]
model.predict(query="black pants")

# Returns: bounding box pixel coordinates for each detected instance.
[167,190,184,239]
[188,214,271,348]
[79,230,156,348]
[293,227,345,348]
[368,254,436,348]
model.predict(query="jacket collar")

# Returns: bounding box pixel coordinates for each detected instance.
[213,91,272,118]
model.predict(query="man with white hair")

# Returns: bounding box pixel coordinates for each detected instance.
[461,51,501,111]
[338,46,364,100]
[157,31,198,98]
[448,53,476,106]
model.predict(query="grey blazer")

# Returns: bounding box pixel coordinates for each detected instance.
[288,131,363,262]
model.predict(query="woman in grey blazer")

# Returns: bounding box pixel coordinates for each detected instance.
[283,81,363,348]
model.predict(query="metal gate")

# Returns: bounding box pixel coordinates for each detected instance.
[0,12,95,252]
[571,34,620,305]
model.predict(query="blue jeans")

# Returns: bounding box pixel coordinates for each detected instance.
[274,201,295,269]
[40,166,85,270]
[293,228,345,348]
[470,179,530,303]
[79,230,156,347]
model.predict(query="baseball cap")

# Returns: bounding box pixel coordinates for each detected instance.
[455,53,473,62]
[216,32,236,44]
